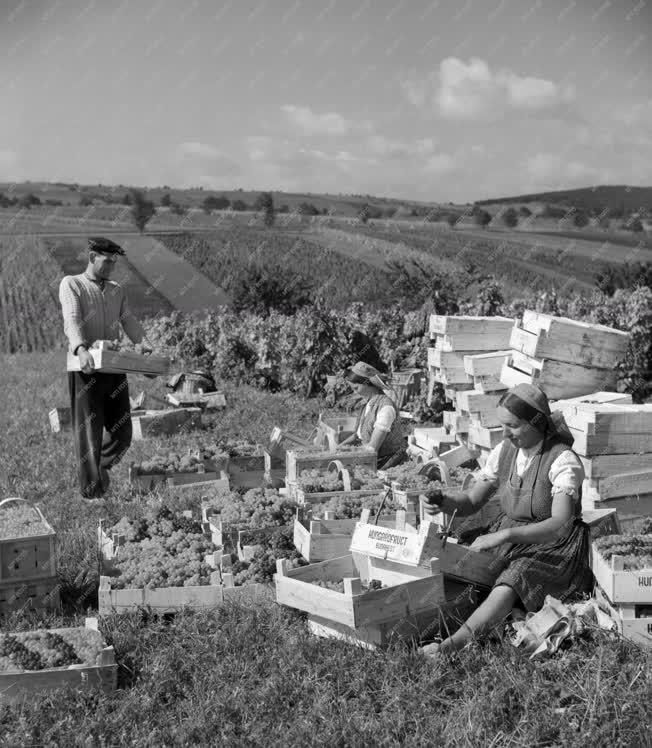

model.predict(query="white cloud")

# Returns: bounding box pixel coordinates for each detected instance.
[423,153,456,174]
[403,57,575,121]
[172,141,241,186]
[366,135,436,159]
[281,104,373,136]
[0,149,18,168]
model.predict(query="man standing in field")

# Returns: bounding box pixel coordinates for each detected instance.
[59,237,154,504]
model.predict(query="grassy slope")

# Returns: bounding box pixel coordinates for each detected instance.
[1,351,650,745]
[475,185,652,214]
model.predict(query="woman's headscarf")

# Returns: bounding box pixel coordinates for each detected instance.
[498,383,574,447]
[344,361,398,403]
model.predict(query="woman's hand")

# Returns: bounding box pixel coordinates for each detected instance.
[470,529,510,551]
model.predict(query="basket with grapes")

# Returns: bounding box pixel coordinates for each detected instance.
[129,452,228,492]
[0,498,59,614]
[0,618,116,702]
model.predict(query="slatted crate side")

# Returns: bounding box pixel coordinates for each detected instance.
[0,500,57,585]
[66,347,170,375]
[463,350,512,377]
[0,576,60,615]
[132,408,203,440]
[296,488,381,506]
[236,524,293,562]
[467,424,503,450]
[594,586,652,649]
[285,449,377,482]
[590,544,652,605]
[167,471,230,490]
[429,315,514,337]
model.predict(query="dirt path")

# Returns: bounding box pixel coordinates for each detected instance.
[108,234,230,313]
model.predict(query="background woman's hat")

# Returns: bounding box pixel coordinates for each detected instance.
[345,361,390,390]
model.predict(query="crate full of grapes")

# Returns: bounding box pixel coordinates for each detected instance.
[593,586,652,649]
[97,508,264,614]
[129,453,229,493]
[591,527,652,605]
[0,618,116,703]
[290,462,385,505]
[0,498,59,614]
[285,447,377,483]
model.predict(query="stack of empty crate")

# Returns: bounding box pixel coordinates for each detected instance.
[427,315,514,466]
[501,311,629,399]
[553,393,652,526]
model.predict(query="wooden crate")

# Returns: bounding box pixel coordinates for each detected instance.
[437,444,475,468]
[236,525,293,562]
[550,391,632,410]
[168,471,230,491]
[467,424,503,450]
[442,410,469,434]
[594,586,652,648]
[48,406,71,433]
[0,498,57,586]
[0,619,117,703]
[67,345,170,376]
[286,448,377,483]
[581,493,652,531]
[389,369,423,409]
[579,452,651,480]
[591,544,652,605]
[509,311,629,369]
[128,463,228,492]
[463,350,511,377]
[472,375,508,394]
[559,402,652,436]
[582,508,621,540]
[131,407,202,440]
[406,438,436,463]
[165,391,226,409]
[293,510,417,563]
[428,348,482,370]
[316,415,358,450]
[468,409,502,428]
[98,525,266,613]
[412,426,458,453]
[429,364,473,386]
[296,488,381,506]
[456,390,502,413]
[429,315,514,338]
[568,429,652,457]
[583,470,652,501]
[500,352,617,401]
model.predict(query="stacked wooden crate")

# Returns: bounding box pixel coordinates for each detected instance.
[591,541,652,648]
[427,315,514,404]
[554,394,652,525]
[501,311,629,399]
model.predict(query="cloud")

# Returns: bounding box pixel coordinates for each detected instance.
[281,104,373,136]
[172,141,241,186]
[423,153,456,174]
[403,57,575,121]
[365,135,436,159]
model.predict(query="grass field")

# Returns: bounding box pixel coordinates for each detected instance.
[0,351,650,745]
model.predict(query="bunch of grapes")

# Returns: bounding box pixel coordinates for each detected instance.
[204,488,298,530]
[297,469,345,493]
[0,503,51,540]
[0,627,105,672]
[311,492,399,520]
[230,528,306,585]
[138,451,204,475]
[594,533,652,570]
[107,509,218,589]
[311,579,345,593]
[206,439,262,458]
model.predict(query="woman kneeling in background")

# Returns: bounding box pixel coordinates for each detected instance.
[340,362,407,470]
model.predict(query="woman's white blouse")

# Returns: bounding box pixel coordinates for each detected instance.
[476,440,585,498]
[356,402,396,437]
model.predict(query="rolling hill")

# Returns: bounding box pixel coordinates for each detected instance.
[475,185,652,214]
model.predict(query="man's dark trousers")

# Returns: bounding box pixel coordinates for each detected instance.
[68,371,132,498]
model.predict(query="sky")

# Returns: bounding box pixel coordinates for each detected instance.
[1,0,651,202]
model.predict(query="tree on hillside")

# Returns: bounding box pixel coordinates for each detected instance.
[503,207,519,228]
[298,202,320,216]
[445,213,457,228]
[254,192,275,226]
[573,211,589,228]
[476,209,491,229]
[357,203,371,224]
[123,193,132,206]
[79,195,94,207]
[160,192,172,207]
[625,217,644,232]
[231,199,248,211]
[519,205,532,217]
[20,193,41,209]
[202,195,230,213]
[131,190,156,232]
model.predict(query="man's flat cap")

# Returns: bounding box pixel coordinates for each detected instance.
[88,237,126,256]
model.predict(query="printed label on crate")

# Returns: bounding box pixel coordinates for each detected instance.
[350,521,440,565]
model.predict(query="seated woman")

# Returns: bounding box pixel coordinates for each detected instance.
[420,383,593,659]
[339,361,407,470]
